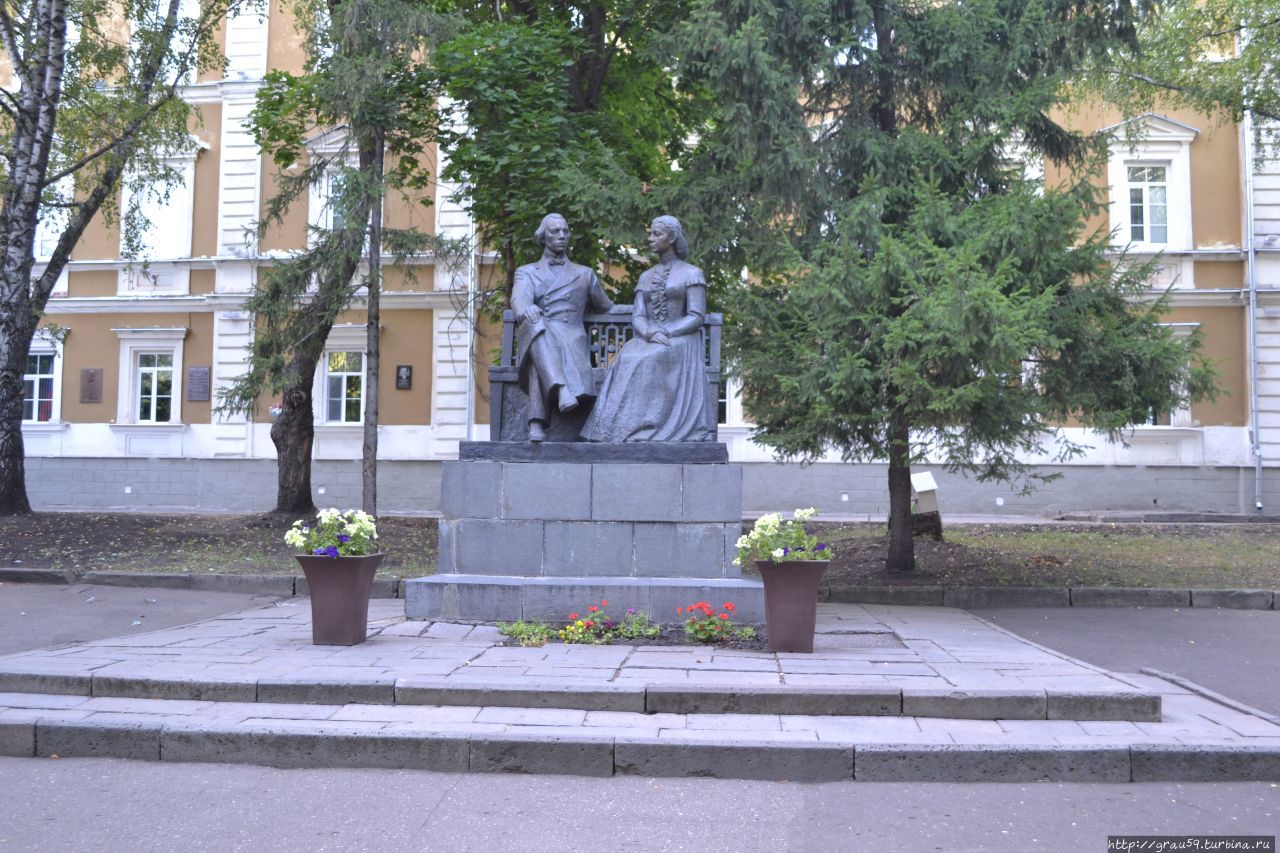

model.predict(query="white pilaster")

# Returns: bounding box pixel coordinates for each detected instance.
[216,86,264,267]
[211,307,255,456]
[223,5,269,79]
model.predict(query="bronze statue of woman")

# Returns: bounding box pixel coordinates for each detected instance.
[581,215,713,443]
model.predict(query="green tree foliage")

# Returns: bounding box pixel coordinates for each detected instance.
[0,0,245,514]
[218,0,458,513]
[434,1,707,302]
[674,0,1217,572]
[1083,0,1280,138]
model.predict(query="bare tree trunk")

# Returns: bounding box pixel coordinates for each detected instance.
[885,406,915,573]
[361,129,385,515]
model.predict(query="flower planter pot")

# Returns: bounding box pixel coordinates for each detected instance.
[755,559,828,653]
[294,553,384,645]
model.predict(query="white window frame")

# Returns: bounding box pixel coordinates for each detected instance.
[1126,164,1170,246]
[314,323,367,426]
[118,134,210,295]
[1139,322,1199,429]
[23,329,65,425]
[305,126,377,252]
[135,352,176,423]
[1103,114,1197,256]
[35,174,74,262]
[113,327,188,425]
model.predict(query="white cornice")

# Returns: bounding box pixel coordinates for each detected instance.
[41,290,469,314]
[181,78,265,104]
[1098,113,1201,142]
[1107,248,1246,262]
[1136,288,1246,308]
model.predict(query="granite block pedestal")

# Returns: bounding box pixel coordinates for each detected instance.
[403,442,762,623]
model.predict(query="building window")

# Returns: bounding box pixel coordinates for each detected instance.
[1142,322,1198,428]
[136,353,174,423]
[23,329,65,425]
[113,327,187,425]
[1102,113,1197,255]
[118,135,209,294]
[35,175,73,261]
[1128,165,1168,245]
[325,350,364,423]
[23,353,56,423]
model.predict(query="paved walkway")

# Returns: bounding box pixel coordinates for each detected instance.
[1,599,1278,781]
[0,600,1154,695]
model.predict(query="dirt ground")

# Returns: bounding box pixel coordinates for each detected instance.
[2,512,1279,588]
[0,512,439,577]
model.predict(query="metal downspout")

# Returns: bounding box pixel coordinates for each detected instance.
[1244,110,1264,511]
[464,213,477,444]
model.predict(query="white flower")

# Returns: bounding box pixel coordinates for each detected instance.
[731,557,741,566]
[283,526,309,549]
[771,547,785,559]
[794,507,817,520]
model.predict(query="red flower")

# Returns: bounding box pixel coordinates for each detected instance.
[601,599,609,607]
[719,613,730,620]
[584,619,595,628]
[723,602,735,611]
[588,605,599,612]
[676,607,683,614]
[568,613,579,620]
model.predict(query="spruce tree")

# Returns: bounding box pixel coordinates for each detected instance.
[674,0,1216,572]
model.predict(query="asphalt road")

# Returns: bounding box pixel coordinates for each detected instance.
[972,606,1280,716]
[0,582,281,656]
[1,758,1276,852]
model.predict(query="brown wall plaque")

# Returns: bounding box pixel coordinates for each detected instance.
[187,366,211,402]
[79,368,102,404]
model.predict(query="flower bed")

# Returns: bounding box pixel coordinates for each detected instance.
[498,599,767,649]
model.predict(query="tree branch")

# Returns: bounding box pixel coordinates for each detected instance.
[0,0,30,85]
[1202,14,1280,40]
[1116,70,1280,123]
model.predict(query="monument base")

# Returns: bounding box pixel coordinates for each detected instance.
[419,445,745,623]
[460,441,728,464]
[404,575,765,623]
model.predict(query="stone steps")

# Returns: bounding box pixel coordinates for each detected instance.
[0,670,1162,721]
[1,689,1278,782]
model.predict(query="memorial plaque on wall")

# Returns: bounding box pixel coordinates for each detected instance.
[187,366,211,401]
[79,368,102,403]
[395,365,412,390]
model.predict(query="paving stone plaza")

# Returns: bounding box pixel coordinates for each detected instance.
[2,598,1278,782]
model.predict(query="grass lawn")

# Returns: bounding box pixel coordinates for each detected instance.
[3,512,1279,589]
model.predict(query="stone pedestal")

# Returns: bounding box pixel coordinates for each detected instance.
[403,442,762,623]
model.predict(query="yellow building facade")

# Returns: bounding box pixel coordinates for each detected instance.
[19,5,1280,515]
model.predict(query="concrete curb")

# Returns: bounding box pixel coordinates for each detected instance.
[5,717,1279,781]
[0,670,1160,722]
[8,571,1276,610]
[1140,668,1280,727]
[66,571,404,599]
[0,568,76,585]
[826,585,1277,610]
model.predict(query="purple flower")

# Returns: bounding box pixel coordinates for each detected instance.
[324,545,340,558]
[338,534,350,543]
[814,543,828,552]
[626,608,635,614]
[313,547,327,556]
[781,547,790,556]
